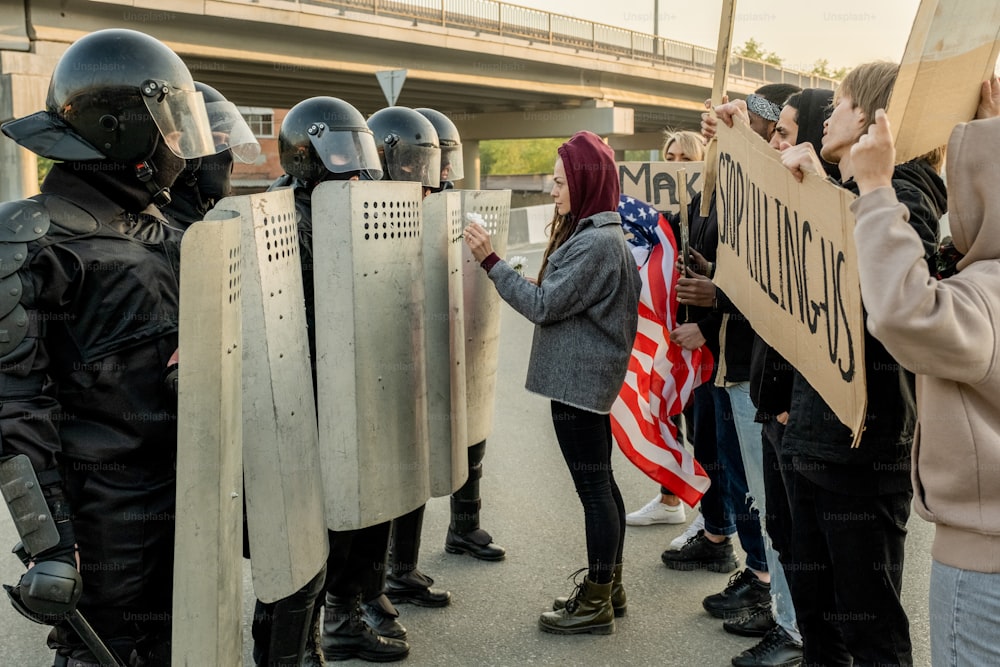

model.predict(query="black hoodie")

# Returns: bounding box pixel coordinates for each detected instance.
[782,156,946,494]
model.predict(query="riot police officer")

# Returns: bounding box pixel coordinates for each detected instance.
[413,107,506,563]
[414,107,464,192]
[268,96,409,664]
[162,81,260,229]
[0,29,217,667]
[357,107,456,621]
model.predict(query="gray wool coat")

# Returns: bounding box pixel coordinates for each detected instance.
[487,212,641,414]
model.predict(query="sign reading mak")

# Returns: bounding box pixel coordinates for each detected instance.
[712,121,867,444]
[618,161,704,216]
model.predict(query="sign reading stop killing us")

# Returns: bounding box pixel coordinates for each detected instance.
[712,121,867,445]
[618,161,704,216]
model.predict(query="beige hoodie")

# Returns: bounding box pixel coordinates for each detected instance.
[850,117,1000,572]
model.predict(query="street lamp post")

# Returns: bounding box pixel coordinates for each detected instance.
[653,0,659,55]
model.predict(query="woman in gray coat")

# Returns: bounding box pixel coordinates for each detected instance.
[463,130,640,635]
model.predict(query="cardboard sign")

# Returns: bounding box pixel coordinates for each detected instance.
[713,122,866,444]
[618,161,704,215]
[887,0,1000,163]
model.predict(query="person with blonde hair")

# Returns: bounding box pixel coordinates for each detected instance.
[662,129,706,162]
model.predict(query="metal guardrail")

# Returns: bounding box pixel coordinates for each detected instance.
[301,0,838,90]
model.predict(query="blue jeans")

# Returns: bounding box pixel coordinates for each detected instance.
[726,382,799,641]
[930,560,1000,666]
[691,382,736,537]
[711,384,766,572]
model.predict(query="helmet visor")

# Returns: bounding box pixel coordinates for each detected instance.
[388,144,441,188]
[440,144,464,181]
[142,83,216,159]
[205,100,261,163]
[309,127,384,180]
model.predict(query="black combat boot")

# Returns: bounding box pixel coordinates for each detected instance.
[444,440,505,561]
[251,566,326,666]
[385,505,451,607]
[360,593,407,640]
[321,594,409,663]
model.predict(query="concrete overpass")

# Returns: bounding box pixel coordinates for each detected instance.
[0,0,836,198]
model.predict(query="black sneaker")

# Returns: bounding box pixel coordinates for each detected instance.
[731,625,803,667]
[703,568,771,618]
[723,604,776,637]
[661,531,739,573]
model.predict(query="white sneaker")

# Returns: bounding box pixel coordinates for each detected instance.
[667,512,706,550]
[625,496,687,526]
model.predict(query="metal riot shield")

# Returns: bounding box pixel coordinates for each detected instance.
[172,212,243,667]
[461,190,512,446]
[312,180,431,530]
[421,191,469,497]
[208,189,327,604]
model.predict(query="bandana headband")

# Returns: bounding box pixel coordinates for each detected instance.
[745,94,782,122]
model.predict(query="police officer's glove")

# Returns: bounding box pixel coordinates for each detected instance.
[162,363,179,405]
[163,364,180,398]
[4,492,82,624]
[4,519,83,625]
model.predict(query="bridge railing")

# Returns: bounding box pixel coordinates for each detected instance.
[300,0,837,90]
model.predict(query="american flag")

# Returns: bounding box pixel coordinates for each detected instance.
[611,195,714,508]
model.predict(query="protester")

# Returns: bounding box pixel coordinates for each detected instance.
[662,88,800,652]
[777,61,946,665]
[849,102,1000,667]
[687,88,840,667]
[463,131,639,635]
[624,129,705,529]
[662,130,706,163]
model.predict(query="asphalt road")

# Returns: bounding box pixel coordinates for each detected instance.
[0,246,933,667]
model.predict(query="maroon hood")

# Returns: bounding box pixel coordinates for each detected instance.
[557,131,619,221]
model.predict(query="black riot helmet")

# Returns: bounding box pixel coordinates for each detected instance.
[279,96,383,184]
[196,81,260,164]
[367,106,441,188]
[1,29,215,164]
[415,108,464,182]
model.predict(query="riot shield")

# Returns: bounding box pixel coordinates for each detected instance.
[208,189,328,603]
[312,180,431,530]
[461,190,512,446]
[422,191,469,497]
[172,212,243,667]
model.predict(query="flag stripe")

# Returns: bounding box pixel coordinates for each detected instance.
[613,195,714,507]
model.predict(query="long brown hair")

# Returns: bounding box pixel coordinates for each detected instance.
[537,206,576,282]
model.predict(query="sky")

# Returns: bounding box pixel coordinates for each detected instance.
[534,0,922,73]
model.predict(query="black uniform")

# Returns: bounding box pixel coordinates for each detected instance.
[0,162,183,664]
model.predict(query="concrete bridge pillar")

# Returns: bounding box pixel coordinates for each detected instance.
[461,139,480,191]
[1,40,62,201]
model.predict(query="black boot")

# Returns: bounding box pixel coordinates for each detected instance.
[252,566,327,666]
[445,440,505,561]
[321,594,409,663]
[301,597,325,667]
[360,594,407,640]
[385,505,451,607]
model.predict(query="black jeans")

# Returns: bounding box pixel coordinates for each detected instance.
[761,418,793,567]
[550,401,625,584]
[787,462,913,667]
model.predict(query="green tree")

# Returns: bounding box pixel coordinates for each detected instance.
[37,157,55,186]
[811,58,849,81]
[480,138,567,175]
[733,38,783,66]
